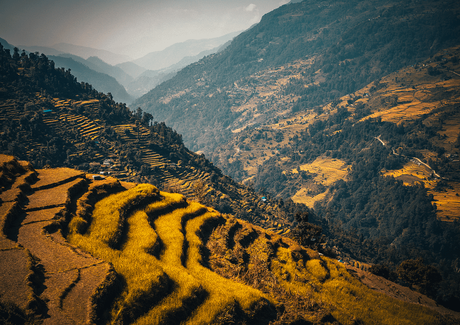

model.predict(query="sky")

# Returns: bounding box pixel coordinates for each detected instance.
[0,0,290,60]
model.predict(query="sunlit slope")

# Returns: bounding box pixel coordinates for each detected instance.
[1,154,454,324]
[215,45,460,222]
[66,179,450,324]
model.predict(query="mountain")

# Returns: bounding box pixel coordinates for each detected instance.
[0,44,299,237]
[0,37,15,52]
[212,46,460,294]
[53,53,134,88]
[125,69,176,99]
[2,17,460,322]
[0,39,134,104]
[52,42,132,65]
[17,44,65,56]
[85,56,134,88]
[17,44,134,91]
[133,0,460,154]
[48,55,134,104]
[116,61,147,79]
[132,32,240,71]
[131,0,460,310]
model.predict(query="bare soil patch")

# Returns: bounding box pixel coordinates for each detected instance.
[26,178,85,211]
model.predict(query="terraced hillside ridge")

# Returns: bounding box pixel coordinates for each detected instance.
[1,155,459,324]
[0,155,117,324]
[0,45,297,235]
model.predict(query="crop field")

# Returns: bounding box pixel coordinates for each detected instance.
[291,188,329,208]
[1,154,454,324]
[360,77,460,125]
[296,157,350,186]
[0,89,215,198]
[383,161,436,187]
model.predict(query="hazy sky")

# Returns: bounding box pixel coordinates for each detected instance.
[0,0,289,59]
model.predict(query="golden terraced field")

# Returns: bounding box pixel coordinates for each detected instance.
[1,154,458,324]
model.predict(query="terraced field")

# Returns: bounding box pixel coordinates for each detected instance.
[1,154,458,324]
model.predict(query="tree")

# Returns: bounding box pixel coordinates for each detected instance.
[397,258,442,297]
[142,112,153,127]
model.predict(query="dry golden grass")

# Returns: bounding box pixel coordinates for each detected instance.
[67,188,276,324]
[68,186,168,324]
[296,157,350,186]
[184,212,272,324]
[291,188,329,208]
[289,157,349,207]
[430,182,460,222]
[206,216,447,324]
[383,161,436,187]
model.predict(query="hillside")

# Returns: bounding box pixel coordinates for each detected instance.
[0,41,301,237]
[130,0,460,310]
[1,154,459,324]
[211,44,460,309]
[133,0,460,154]
[216,45,460,216]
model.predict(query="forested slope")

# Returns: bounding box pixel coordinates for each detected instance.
[133,0,460,153]
[213,45,460,310]
[0,43,301,238]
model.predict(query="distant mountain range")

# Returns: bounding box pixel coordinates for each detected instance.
[47,55,134,104]
[0,32,239,102]
[131,32,240,71]
[45,42,132,66]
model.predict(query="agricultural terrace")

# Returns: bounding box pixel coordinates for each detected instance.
[1,155,453,324]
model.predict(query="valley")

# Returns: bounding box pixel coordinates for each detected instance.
[219,45,460,223]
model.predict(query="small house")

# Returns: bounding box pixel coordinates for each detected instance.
[103,159,114,166]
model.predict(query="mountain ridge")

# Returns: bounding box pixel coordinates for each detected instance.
[52,42,132,65]
[131,31,240,71]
